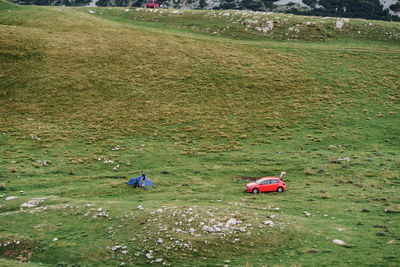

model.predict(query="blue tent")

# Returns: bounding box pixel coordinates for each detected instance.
[127,175,155,187]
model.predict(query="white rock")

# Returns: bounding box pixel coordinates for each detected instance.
[245,19,259,24]
[266,20,274,31]
[337,157,350,162]
[336,20,344,29]
[20,203,36,208]
[5,196,17,201]
[333,239,345,246]
[124,9,129,12]
[202,225,214,232]
[304,211,311,217]
[146,253,153,259]
[274,208,280,211]
[156,209,163,213]
[112,245,122,251]
[157,238,163,244]
[89,10,95,14]
[53,238,58,241]
[155,258,163,262]
[225,218,237,227]
[264,220,275,227]
[138,205,144,210]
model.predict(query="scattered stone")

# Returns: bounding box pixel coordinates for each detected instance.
[112,165,120,171]
[304,211,311,217]
[225,218,237,227]
[20,202,36,208]
[202,225,214,232]
[333,239,345,246]
[335,19,344,29]
[5,196,17,201]
[138,205,144,210]
[146,253,153,259]
[89,10,95,14]
[264,220,275,227]
[53,237,58,241]
[31,135,41,140]
[337,157,350,162]
[274,208,280,211]
[112,245,122,251]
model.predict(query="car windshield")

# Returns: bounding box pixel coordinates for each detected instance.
[148,0,153,3]
[255,179,264,184]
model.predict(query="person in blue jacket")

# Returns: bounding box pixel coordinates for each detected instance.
[141,170,146,187]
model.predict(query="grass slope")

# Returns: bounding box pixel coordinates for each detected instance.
[1,1,400,266]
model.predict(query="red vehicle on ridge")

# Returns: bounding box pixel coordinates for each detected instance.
[146,0,159,8]
[246,172,286,194]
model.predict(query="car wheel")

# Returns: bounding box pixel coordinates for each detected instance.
[277,187,284,193]
[252,188,259,194]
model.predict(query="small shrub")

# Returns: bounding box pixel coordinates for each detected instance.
[10,167,16,173]
[304,167,313,175]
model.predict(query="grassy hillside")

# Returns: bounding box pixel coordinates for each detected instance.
[1,1,399,266]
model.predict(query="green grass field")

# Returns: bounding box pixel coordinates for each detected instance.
[1,1,399,266]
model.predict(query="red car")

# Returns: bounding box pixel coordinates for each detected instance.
[246,177,286,194]
[146,0,159,8]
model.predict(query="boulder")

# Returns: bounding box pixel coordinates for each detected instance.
[333,239,345,246]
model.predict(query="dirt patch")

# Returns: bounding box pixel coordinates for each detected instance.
[238,176,257,181]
